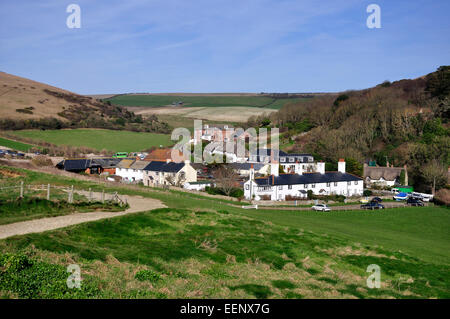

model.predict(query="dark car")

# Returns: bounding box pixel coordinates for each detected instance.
[407,198,424,207]
[371,197,383,203]
[360,202,385,210]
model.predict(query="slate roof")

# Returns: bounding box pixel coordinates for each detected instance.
[143,161,185,173]
[62,159,91,171]
[60,157,127,171]
[253,172,362,186]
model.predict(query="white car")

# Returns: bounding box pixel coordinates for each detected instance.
[312,204,331,212]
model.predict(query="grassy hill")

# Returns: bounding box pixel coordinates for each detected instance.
[0,137,34,152]
[0,72,169,133]
[0,166,448,298]
[105,94,313,110]
[8,129,173,152]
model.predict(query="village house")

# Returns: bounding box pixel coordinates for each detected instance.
[229,162,269,176]
[363,163,407,187]
[244,159,363,201]
[194,124,235,144]
[143,160,197,187]
[116,159,151,183]
[183,180,212,191]
[248,149,315,174]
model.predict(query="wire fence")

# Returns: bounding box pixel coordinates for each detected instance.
[0,182,127,206]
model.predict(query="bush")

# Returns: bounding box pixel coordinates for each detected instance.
[134,269,161,282]
[363,190,373,197]
[31,155,53,167]
[0,252,100,298]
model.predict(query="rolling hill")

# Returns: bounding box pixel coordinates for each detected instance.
[0,72,169,133]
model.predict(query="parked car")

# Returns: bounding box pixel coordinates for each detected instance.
[360,202,385,210]
[407,198,424,207]
[312,204,331,212]
[371,197,383,203]
[393,192,408,201]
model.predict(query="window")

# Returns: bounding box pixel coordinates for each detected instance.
[354,181,358,185]
[289,158,294,162]
[288,185,292,190]
[311,184,315,188]
[278,186,283,190]
[280,157,286,162]
[326,182,330,187]
[304,184,308,189]
[347,181,351,185]
[334,182,338,186]
[245,184,249,190]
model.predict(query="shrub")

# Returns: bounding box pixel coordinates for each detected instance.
[31,155,53,167]
[134,269,161,282]
[363,190,373,197]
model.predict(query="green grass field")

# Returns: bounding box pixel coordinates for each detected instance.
[105,95,311,110]
[0,166,449,298]
[8,129,173,152]
[0,137,34,152]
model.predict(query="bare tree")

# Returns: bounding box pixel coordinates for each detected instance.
[213,165,238,197]
[422,159,447,194]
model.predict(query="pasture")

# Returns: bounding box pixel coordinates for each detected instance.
[0,165,449,299]
[105,94,311,109]
[8,129,173,152]
[0,137,34,152]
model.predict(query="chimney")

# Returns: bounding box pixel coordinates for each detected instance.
[404,164,408,186]
[270,151,279,177]
[298,165,303,175]
[317,162,325,174]
[166,158,171,163]
[338,159,346,173]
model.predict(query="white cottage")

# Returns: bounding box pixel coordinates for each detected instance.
[244,159,363,201]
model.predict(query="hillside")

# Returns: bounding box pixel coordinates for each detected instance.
[0,72,169,133]
[249,66,450,193]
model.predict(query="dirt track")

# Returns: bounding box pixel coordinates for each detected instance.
[0,191,166,240]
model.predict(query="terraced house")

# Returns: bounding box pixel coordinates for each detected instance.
[143,160,197,187]
[244,159,363,201]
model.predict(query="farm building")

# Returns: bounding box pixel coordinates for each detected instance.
[56,158,124,175]
[143,160,197,187]
[244,159,363,201]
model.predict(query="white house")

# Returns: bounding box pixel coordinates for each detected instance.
[248,149,315,174]
[116,159,150,183]
[244,159,363,201]
[363,164,407,187]
[183,180,212,191]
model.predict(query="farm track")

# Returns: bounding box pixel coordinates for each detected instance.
[0,190,166,240]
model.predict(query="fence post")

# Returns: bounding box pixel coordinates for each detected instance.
[19,181,24,198]
[102,190,105,203]
[89,188,92,202]
[47,184,50,200]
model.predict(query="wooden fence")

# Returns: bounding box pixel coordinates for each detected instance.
[0,182,127,206]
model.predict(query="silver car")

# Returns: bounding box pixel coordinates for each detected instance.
[312,204,331,212]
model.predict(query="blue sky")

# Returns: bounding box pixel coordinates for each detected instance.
[0,0,449,94]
